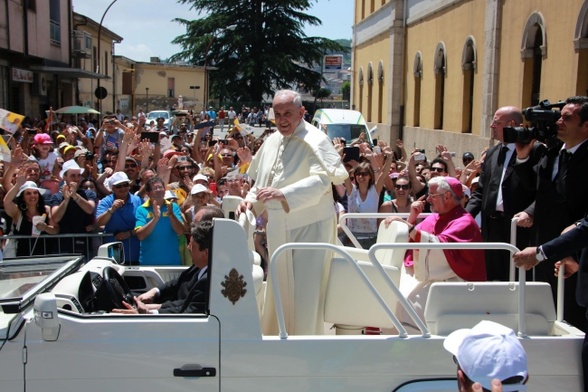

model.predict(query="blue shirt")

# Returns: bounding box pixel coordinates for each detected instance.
[96,193,142,263]
[135,200,183,266]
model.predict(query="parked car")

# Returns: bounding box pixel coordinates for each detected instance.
[311,108,376,146]
[146,110,171,128]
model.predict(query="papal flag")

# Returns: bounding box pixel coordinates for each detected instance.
[0,135,11,162]
[0,108,25,134]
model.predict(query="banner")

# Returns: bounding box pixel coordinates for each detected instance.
[0,109,25,134]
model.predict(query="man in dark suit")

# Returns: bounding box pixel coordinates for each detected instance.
[514,217,588,392]
[114,220,214,314]
[514,96,588,330]
[466,106,544,281]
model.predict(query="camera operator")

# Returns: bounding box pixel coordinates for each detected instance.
[466,106,545,282]
[514,96,588,331]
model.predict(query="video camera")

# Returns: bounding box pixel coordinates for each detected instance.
[503,100,565,144]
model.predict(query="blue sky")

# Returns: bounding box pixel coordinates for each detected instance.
[73,0,354,62]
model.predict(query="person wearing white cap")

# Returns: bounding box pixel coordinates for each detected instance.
[444,320,528,391]
[185,184,212,223]
[95,172,142,264]
[3,172,59,256]
[50,159,97,254]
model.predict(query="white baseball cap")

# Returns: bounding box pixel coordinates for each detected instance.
[443,320,528,391]
[108,171,130,188]
[190,184,210,195]
[192,174,209,184]
[59,159,85,179]
[164,190,178,200]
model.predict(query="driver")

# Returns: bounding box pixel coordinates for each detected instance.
[112,219,215,314]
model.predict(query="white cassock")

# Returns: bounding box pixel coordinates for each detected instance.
[245,120,347,335]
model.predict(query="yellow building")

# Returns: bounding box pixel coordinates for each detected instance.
[114,57,206,116]
[353,0,588,158]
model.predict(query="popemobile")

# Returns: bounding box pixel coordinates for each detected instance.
[0,217,583,391]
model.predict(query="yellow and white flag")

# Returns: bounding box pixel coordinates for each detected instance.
[0,136,11,162]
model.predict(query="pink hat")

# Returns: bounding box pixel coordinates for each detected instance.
[34,133,53,145]
[446,177,464,199]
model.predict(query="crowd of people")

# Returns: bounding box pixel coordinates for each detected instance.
[0,105,275,266]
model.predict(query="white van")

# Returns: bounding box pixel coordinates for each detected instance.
[311,109,374,146]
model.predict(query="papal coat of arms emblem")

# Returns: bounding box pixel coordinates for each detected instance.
[221,268,247,304]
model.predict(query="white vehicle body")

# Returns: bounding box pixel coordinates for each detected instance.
[0,218,583,391]
[311,108,375,146]
[146,110,171,128]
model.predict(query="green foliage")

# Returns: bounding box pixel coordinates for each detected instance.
[171,0,348,103]
[341,81,350,101]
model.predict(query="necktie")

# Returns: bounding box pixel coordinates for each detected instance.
[557,150,571,194]
[497,145,509,166]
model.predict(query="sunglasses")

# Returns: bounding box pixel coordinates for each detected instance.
[125,164,138,169]
[395,184,410,190]
[221,154,233,158]
[355,172,370,177]
[177,166,192,171]
[431,167,445,173]
[113,183,130,189]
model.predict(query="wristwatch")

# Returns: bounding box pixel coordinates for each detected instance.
[536,246,546,263]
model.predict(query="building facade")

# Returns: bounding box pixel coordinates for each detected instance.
[0,0,104,120]
[353,0,588,158]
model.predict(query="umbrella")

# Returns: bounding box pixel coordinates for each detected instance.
[55,106,100,114]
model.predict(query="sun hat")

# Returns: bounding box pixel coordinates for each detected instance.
[108,171,130,188]
[58,141,70,150]
[56,134,66,141]
[59,159,85,178]
[443,320,528,391]
[16,181,47,197]
[34,133,53,145]
[190,184,210,195]
[74,148,89,159]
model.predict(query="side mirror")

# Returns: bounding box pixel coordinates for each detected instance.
[33,293,61,341]
[97,242,125,265]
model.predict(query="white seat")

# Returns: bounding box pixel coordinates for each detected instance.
[221,195,243,219]
[324,258,401,330]
[424,282,556,336]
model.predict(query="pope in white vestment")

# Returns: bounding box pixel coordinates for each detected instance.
[240,90,348,335]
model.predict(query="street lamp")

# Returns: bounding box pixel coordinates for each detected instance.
[203,25,236,111]
[145,87,149,113]
[96,0,118,116]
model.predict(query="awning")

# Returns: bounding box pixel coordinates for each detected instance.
[30,66,110,80]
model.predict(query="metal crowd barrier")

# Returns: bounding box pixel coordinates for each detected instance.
[0,232,113,261]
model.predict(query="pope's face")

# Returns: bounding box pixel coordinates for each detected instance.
[272,94,304,137]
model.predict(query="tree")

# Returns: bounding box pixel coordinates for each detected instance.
[171,0,347,104]
[341,81,350,102]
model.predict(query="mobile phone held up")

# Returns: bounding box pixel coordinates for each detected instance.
[343,147,360,163]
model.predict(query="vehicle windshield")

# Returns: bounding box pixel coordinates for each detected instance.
[147,112,169,120]
[0,257,82,304]
[323,124,370,145]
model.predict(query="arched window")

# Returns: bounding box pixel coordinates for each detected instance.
[521,12,546,107]
[359,67,364,113]
[377,60,384,123]
[413,52,423,127]
[461,36,477,133]
[574,1,588,95]
[433,42,447,130]
[367,62,374,122]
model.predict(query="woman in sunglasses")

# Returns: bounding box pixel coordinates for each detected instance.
[344,156,393,248]
[379,176,412,214]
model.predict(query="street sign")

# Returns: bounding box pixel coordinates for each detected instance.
[95,86,108,100]
[324,55,343,73]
